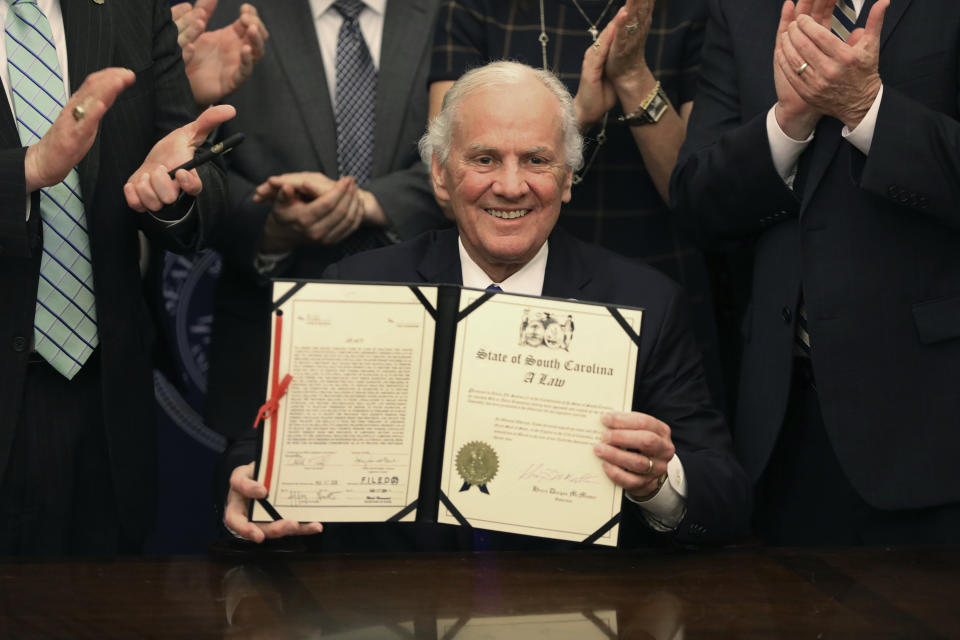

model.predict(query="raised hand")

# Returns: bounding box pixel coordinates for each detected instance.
[24,68,135,193]
[778,0,889,129]
[604,0,655,85]
[171,0,218,51]
[573,19,617,130]
[181,2,269,106]
[256,173,365,253]
[123,104,237,212]
[772,0,823,140]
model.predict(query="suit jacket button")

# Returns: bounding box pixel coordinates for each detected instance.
[12,336,28,352]
[781,306,792,323]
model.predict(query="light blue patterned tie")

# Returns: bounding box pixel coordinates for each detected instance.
[6,0,98,379]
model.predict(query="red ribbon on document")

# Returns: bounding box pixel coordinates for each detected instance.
[252,311,293,492]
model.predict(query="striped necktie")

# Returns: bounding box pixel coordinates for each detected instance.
[5,0,98,379]
[831,0,858,41]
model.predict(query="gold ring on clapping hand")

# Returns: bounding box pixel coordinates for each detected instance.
[796,61,809,76]
[72,104,86,121]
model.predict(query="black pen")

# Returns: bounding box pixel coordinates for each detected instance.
[167,132,246,179]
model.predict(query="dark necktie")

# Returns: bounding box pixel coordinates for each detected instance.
[333,0,375,187]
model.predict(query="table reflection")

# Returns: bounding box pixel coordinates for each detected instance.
[220,554,684,639]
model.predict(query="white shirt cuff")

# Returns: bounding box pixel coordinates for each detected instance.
[766,106,814,188]
[626,455,687,532]
[842,84,883,156]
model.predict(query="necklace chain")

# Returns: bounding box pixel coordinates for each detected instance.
[538,0,610,186]
[569,0,617,41]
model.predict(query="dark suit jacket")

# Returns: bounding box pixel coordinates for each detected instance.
[672,0,960,510]
[0,0,224,541]
[224,228,751,548]
[205,0,448,439]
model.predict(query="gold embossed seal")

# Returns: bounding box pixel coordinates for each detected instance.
[456,441,498,493]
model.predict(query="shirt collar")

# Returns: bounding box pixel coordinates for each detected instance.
[310,0,386,19]
[458,236,548,297]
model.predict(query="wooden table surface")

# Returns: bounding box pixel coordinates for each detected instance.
[0,546,957,638]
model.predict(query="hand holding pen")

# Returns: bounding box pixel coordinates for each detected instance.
[124,104,238,213]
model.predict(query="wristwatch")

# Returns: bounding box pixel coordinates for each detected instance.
[618,81,669,126]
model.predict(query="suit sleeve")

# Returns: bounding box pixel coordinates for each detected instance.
[366,161,446,241]
[138,0,226,254]
[0,147,30,258]
[632,286,752,545]
[670,0,799,245]
[853,83,960,232]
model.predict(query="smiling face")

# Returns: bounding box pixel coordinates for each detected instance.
[432,80,573,283]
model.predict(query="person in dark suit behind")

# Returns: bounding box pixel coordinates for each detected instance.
[221,60,751,551]
[0,0,233,556]
[672,0,960,544]
[204,0,449,443]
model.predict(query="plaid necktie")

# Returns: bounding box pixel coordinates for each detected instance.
[5,0,98,379]
[795,0,859,358]
[333,0,375,187]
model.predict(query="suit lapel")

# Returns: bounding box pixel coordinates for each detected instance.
[373,0,432,176]
[798,0,911,209]
[877,0,912,50]
[262,2,338,175]
[0,91,18,148]
[417,229,463,285]
[61,0,112,207]
[542,231,592,299]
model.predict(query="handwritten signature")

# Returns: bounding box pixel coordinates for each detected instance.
[354,456,400,466]
[518,463,599,484]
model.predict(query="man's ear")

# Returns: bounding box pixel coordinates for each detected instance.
[431,155,451,202]
[561,168,573,203]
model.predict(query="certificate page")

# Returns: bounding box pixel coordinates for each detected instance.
[253,282,436,523]
[439,292,641,545]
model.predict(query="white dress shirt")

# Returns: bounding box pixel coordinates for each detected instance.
[458,237,688,532]
[767,0,883,185]
[255,0,387,273]
[310,0,385,105]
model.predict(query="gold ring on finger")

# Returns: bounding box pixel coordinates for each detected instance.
[645,456,654,474]
[796,61,809,76]
[72,104,86,121]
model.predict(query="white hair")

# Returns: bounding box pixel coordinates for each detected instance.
[419,60,584,171]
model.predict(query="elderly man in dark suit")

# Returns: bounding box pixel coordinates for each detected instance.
[204,0,449,443]
[222,60,751,551]
[672,0,960,544]
[0,0,232,556]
